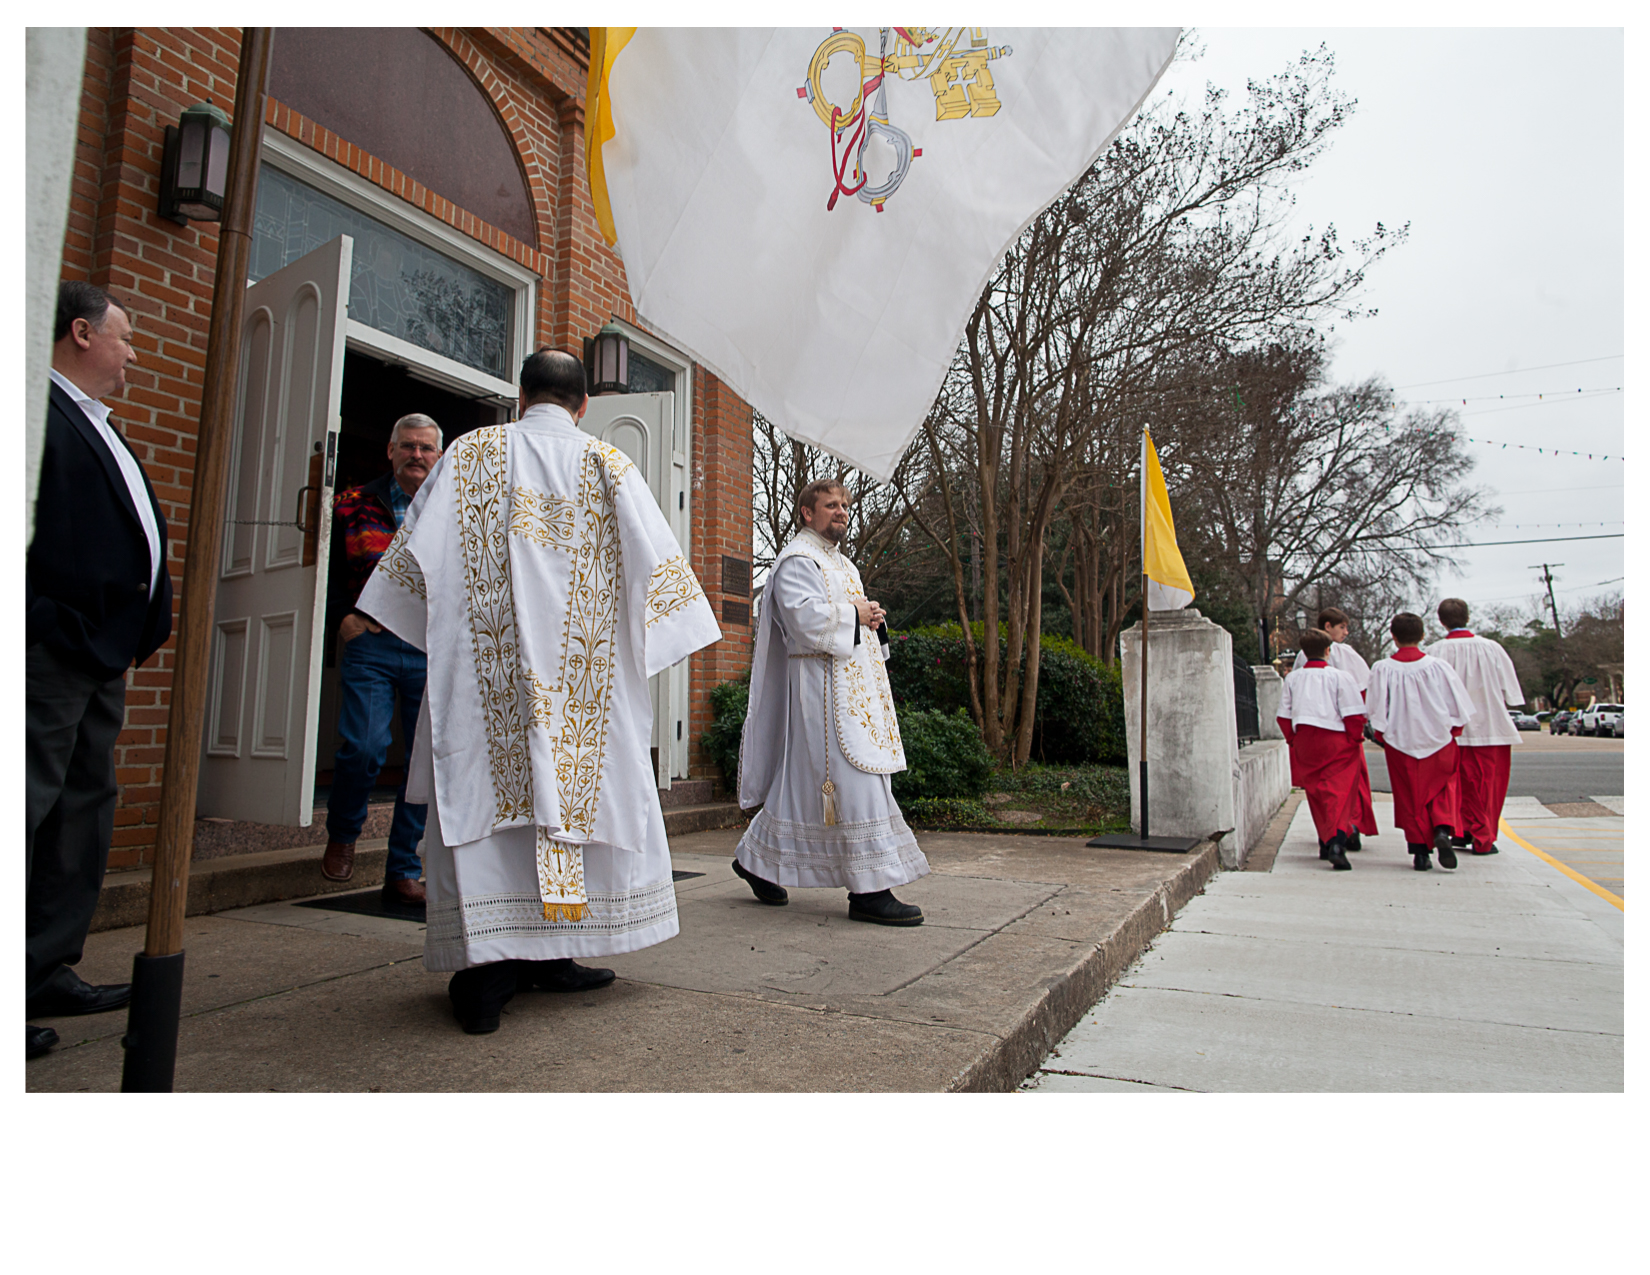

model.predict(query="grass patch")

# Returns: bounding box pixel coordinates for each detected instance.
[903,762,1132,835]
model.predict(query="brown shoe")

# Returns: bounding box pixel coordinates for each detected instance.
[382,877,426,905]
[321,839,356,882]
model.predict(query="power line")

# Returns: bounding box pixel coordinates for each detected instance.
[1458,391,1622,418]
[1495,483,1623,496]
[1393,355,1624,391]
[1439,533,1623,548]
[1406,386,1621,407]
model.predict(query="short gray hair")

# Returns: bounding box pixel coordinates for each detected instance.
[390,413,443,448]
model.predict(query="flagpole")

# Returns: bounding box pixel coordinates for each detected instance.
[1139,428,1149,840]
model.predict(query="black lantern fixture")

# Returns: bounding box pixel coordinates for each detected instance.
[158,103,232,226]
[583,323,630,395]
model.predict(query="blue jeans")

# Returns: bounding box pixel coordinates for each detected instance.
[325,628,428,882]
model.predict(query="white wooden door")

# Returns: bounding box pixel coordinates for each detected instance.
[578,391,692,785]
[198,234,351,825]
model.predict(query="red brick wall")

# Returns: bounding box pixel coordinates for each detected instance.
[59,27,751,865]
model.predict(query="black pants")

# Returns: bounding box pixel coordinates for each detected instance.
[26,644,126,1002]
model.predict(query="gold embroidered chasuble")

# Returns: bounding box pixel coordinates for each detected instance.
[358,405,721,920]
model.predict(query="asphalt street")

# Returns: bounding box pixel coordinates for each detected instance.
[1363,735,1623,803]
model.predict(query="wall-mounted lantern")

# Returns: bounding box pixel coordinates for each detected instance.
[158,103,232,226]
[584,323,630,395]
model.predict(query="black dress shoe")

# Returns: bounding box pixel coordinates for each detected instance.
[1412,849,1433,871]
[517,958,616,993]
[1472,842,1500,855]
[1345,831,1362,852]
[1324,835,1352,871]
[26,966,132,1018]
[847,889,923,926]
[27,1025,59,1060]
[1433,825,1458,870]
[732,858,788,905]
[448,961,521,1035]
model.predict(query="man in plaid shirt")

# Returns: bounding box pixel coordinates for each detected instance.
[321,413,444,903]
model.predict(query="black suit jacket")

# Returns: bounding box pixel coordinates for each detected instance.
[28,380,174,681]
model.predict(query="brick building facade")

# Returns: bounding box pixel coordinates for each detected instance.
[57,27,754,870]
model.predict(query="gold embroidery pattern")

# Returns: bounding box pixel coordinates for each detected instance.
[535,827,588,923]
[375,524,426,600]
[509,484,577,551]
[646,554,705,629]
[551,443,625,839]
[454,426,534,825]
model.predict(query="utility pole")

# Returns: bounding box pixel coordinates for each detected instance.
[1530,563,1564,639]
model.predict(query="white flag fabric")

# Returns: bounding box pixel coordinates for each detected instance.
[594,27,1179,481]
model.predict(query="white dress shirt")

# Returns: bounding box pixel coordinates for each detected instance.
[50,367,161,598]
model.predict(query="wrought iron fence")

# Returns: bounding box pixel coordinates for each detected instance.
[1233,655,1260,745]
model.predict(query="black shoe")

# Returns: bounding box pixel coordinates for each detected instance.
[1433,826,1458,870]
[1472,842,1500,856]
[448,961,521,1035]
[1451,836,1469,850]
[1324,835,1352,871]
[1345,832,1362,852]
[516,958,616,994]
[732,858,788,905]
[26,1025,59,1060]
[1412,849,1433,871]
[847,889,924,926]
[26,966,132,1018]
[1318,840,1331,861]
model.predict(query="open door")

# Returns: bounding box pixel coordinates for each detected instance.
[198,235,351,825]
[579,391,691,786]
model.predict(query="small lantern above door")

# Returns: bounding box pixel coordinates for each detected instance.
[584,323,630,395]
[158,103,232,226]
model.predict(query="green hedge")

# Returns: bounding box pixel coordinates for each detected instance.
[888,708,995,803]
[884,624,1126,765]
[700,674,749,787]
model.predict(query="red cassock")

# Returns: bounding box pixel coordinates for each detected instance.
[1455,744,1512,845]
[1383,741,1462,845]
[1283,720,1377,843]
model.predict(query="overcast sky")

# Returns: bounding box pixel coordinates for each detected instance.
[1156,27,1624,629]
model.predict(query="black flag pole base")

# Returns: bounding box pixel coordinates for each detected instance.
[120,949,186,1092]
[1086,832,1202,853]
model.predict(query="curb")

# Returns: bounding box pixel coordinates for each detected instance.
[1242,789,1305,873]
[946,839,1222,1093]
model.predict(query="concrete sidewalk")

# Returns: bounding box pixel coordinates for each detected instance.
[27,827,1218,1093]
[1023,794,1624,1092]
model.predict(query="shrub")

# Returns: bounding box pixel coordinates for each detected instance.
[701,674,749,786]
[901,797,995,827]
[890,707,996,803]
[885,624,1126,765]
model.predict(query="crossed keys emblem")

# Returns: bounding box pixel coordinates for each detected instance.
[796,26,1014,213]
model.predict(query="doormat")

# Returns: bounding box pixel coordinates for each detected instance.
[296,889,425,922]
[298,872,706,922]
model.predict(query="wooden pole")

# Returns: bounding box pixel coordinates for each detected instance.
[121,28,273,1093]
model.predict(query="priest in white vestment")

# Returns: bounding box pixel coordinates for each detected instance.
[358,351,721,1032]
[734,481,929,925]
[1423,597,1526,857]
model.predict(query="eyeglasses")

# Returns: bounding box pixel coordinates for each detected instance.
[395,443,441,456]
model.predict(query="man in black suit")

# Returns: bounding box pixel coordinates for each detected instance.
[27,281,174,1061]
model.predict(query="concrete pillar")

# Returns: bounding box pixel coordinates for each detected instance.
[1121,608,1237,840]
[1254,665,1284,740]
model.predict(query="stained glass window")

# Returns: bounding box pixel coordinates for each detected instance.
[251,165,514,380]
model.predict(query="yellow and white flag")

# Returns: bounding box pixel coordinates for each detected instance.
[1142,429,1195,611]
[587,27,1179,481]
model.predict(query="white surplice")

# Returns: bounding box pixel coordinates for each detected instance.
[358,403,721,969]
[1278,664,1366,733]
[1366,653,1477,760]
[735,529,928,891]
[1292,640,1371,693]
[1422,632,1525,747]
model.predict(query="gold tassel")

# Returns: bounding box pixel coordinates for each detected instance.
[542,902,588,923]
[822,780,837,827]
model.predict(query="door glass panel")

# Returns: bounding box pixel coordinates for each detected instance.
[251,165,512,379]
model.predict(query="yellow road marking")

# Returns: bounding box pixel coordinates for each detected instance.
[1499,819,1624,911]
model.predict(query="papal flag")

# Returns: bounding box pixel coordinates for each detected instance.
[587,26,1179,481]
[1142,428,1195,611]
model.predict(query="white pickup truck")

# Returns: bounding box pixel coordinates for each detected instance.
[1577,703,1624,737]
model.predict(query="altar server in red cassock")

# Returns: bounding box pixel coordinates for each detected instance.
[1366,612,1477,871]
[1290,606,1377,850]
[1423,598,1525,857]
[1278,628,1376,871]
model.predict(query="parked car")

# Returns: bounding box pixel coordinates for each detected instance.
[1577,703,1624,736]
[1603,708,1625,739]
[1550,710,1576,735]
[1510,711,1541,731]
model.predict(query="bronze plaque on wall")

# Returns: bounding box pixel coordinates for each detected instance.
[721,555,751,598]
[721,599,750,627]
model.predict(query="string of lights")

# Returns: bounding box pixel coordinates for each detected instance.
[1404,385,1621,407]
